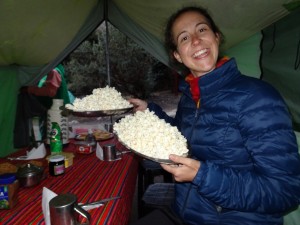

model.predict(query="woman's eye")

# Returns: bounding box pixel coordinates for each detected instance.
[179,36,188,43]
[199,28,206,32]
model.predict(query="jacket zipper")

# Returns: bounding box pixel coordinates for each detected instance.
[194,98,201,118]
[182,98,201,217]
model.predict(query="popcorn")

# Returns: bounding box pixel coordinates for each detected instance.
[114,109,188,160]
[65,86,132,111]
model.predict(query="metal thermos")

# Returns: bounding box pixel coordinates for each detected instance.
[49,193,90,225]
[103,144,117,161]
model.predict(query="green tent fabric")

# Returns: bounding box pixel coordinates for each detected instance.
[0,68,19,156]
[261,7,300,132]
[0,0,101,156]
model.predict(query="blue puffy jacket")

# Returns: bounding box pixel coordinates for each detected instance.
[148,58,300,225]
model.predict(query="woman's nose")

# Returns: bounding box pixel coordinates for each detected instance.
[191,34,201,46]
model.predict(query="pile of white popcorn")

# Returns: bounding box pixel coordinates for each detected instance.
[114,109,188,160]
[65,86,132,111]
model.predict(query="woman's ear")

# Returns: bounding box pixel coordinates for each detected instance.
[215,33,221,45]
[173,51,182,63]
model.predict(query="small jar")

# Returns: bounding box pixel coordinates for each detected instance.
[49,155,65,176]
[0,173,19,209]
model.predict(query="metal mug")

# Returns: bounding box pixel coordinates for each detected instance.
[49,193,90,225]
[103,144,117,161]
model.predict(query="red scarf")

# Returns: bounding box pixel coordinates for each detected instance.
[185,56,229,108]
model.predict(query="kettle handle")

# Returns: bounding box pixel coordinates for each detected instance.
[74,204,91,225]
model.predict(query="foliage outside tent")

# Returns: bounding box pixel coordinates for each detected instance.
[63,22,175,99]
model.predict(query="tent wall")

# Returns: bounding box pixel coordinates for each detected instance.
[0,0,103,157]
[224,33,262,78]
[261,8,300,131]
[112,0,292,50]
[108,1,169,66]
[0,68,19,156]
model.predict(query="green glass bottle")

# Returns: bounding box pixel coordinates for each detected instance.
[50,122,62,155]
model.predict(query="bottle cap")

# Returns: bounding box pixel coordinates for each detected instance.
[49,155,65,162]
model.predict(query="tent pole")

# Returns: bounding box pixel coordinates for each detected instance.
[104,0,112,123]
[104,0,111,87]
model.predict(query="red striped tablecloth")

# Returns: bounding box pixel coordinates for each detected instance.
[0,137,138,225]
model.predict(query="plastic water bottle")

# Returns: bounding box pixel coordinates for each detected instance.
[47,99,69,145]
[83,129,96,153]
[50,122,63,155]
[85,129,96,143]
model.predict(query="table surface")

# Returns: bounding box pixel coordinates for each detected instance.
[0,137,138,225]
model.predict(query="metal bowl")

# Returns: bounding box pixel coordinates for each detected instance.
[16,163,44,187]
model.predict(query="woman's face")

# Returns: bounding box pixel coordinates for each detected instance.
[172,11,220,77]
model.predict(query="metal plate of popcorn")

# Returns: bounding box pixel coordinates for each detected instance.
[69,107,134,117]
[117,137,188,165]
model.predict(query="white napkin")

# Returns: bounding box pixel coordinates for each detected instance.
[42,187,58,225]
[26,143,46,159]
[96,143,103,160]
[8,143,46,160]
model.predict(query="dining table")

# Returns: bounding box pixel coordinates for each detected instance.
[0,136,139,225]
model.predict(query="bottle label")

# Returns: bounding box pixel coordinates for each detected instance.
[0,186,9,209]
[50,122,62,154]
[76,145,93,154]
[54,164,65,175]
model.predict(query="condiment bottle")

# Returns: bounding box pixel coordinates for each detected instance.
[49,155,65,176]
[0,174,19,209]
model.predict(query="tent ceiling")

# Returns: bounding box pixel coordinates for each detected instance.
[113,0,295,50]
[0,0,98,66]
[0,0,297,67]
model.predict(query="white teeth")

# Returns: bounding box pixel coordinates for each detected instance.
[193,49,207,58]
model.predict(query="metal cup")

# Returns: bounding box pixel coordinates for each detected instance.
[49,193,90,225]
[103,144,117,161]
[104,123,113,133]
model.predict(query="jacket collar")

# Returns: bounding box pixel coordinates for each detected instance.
[179,58,241,98]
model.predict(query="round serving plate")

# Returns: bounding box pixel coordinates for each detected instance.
[69,107,134,117]
[75,131,114,141]
[116,135,188,165]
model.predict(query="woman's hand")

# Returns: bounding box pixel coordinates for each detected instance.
[161,154,201,182]
[128,98,148,112]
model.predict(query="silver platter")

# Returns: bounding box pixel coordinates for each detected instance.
[69,107,133,117]
[116,135,188,165]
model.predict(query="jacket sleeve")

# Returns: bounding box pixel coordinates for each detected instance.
[193,85,300,214]
[148,102,177,126]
